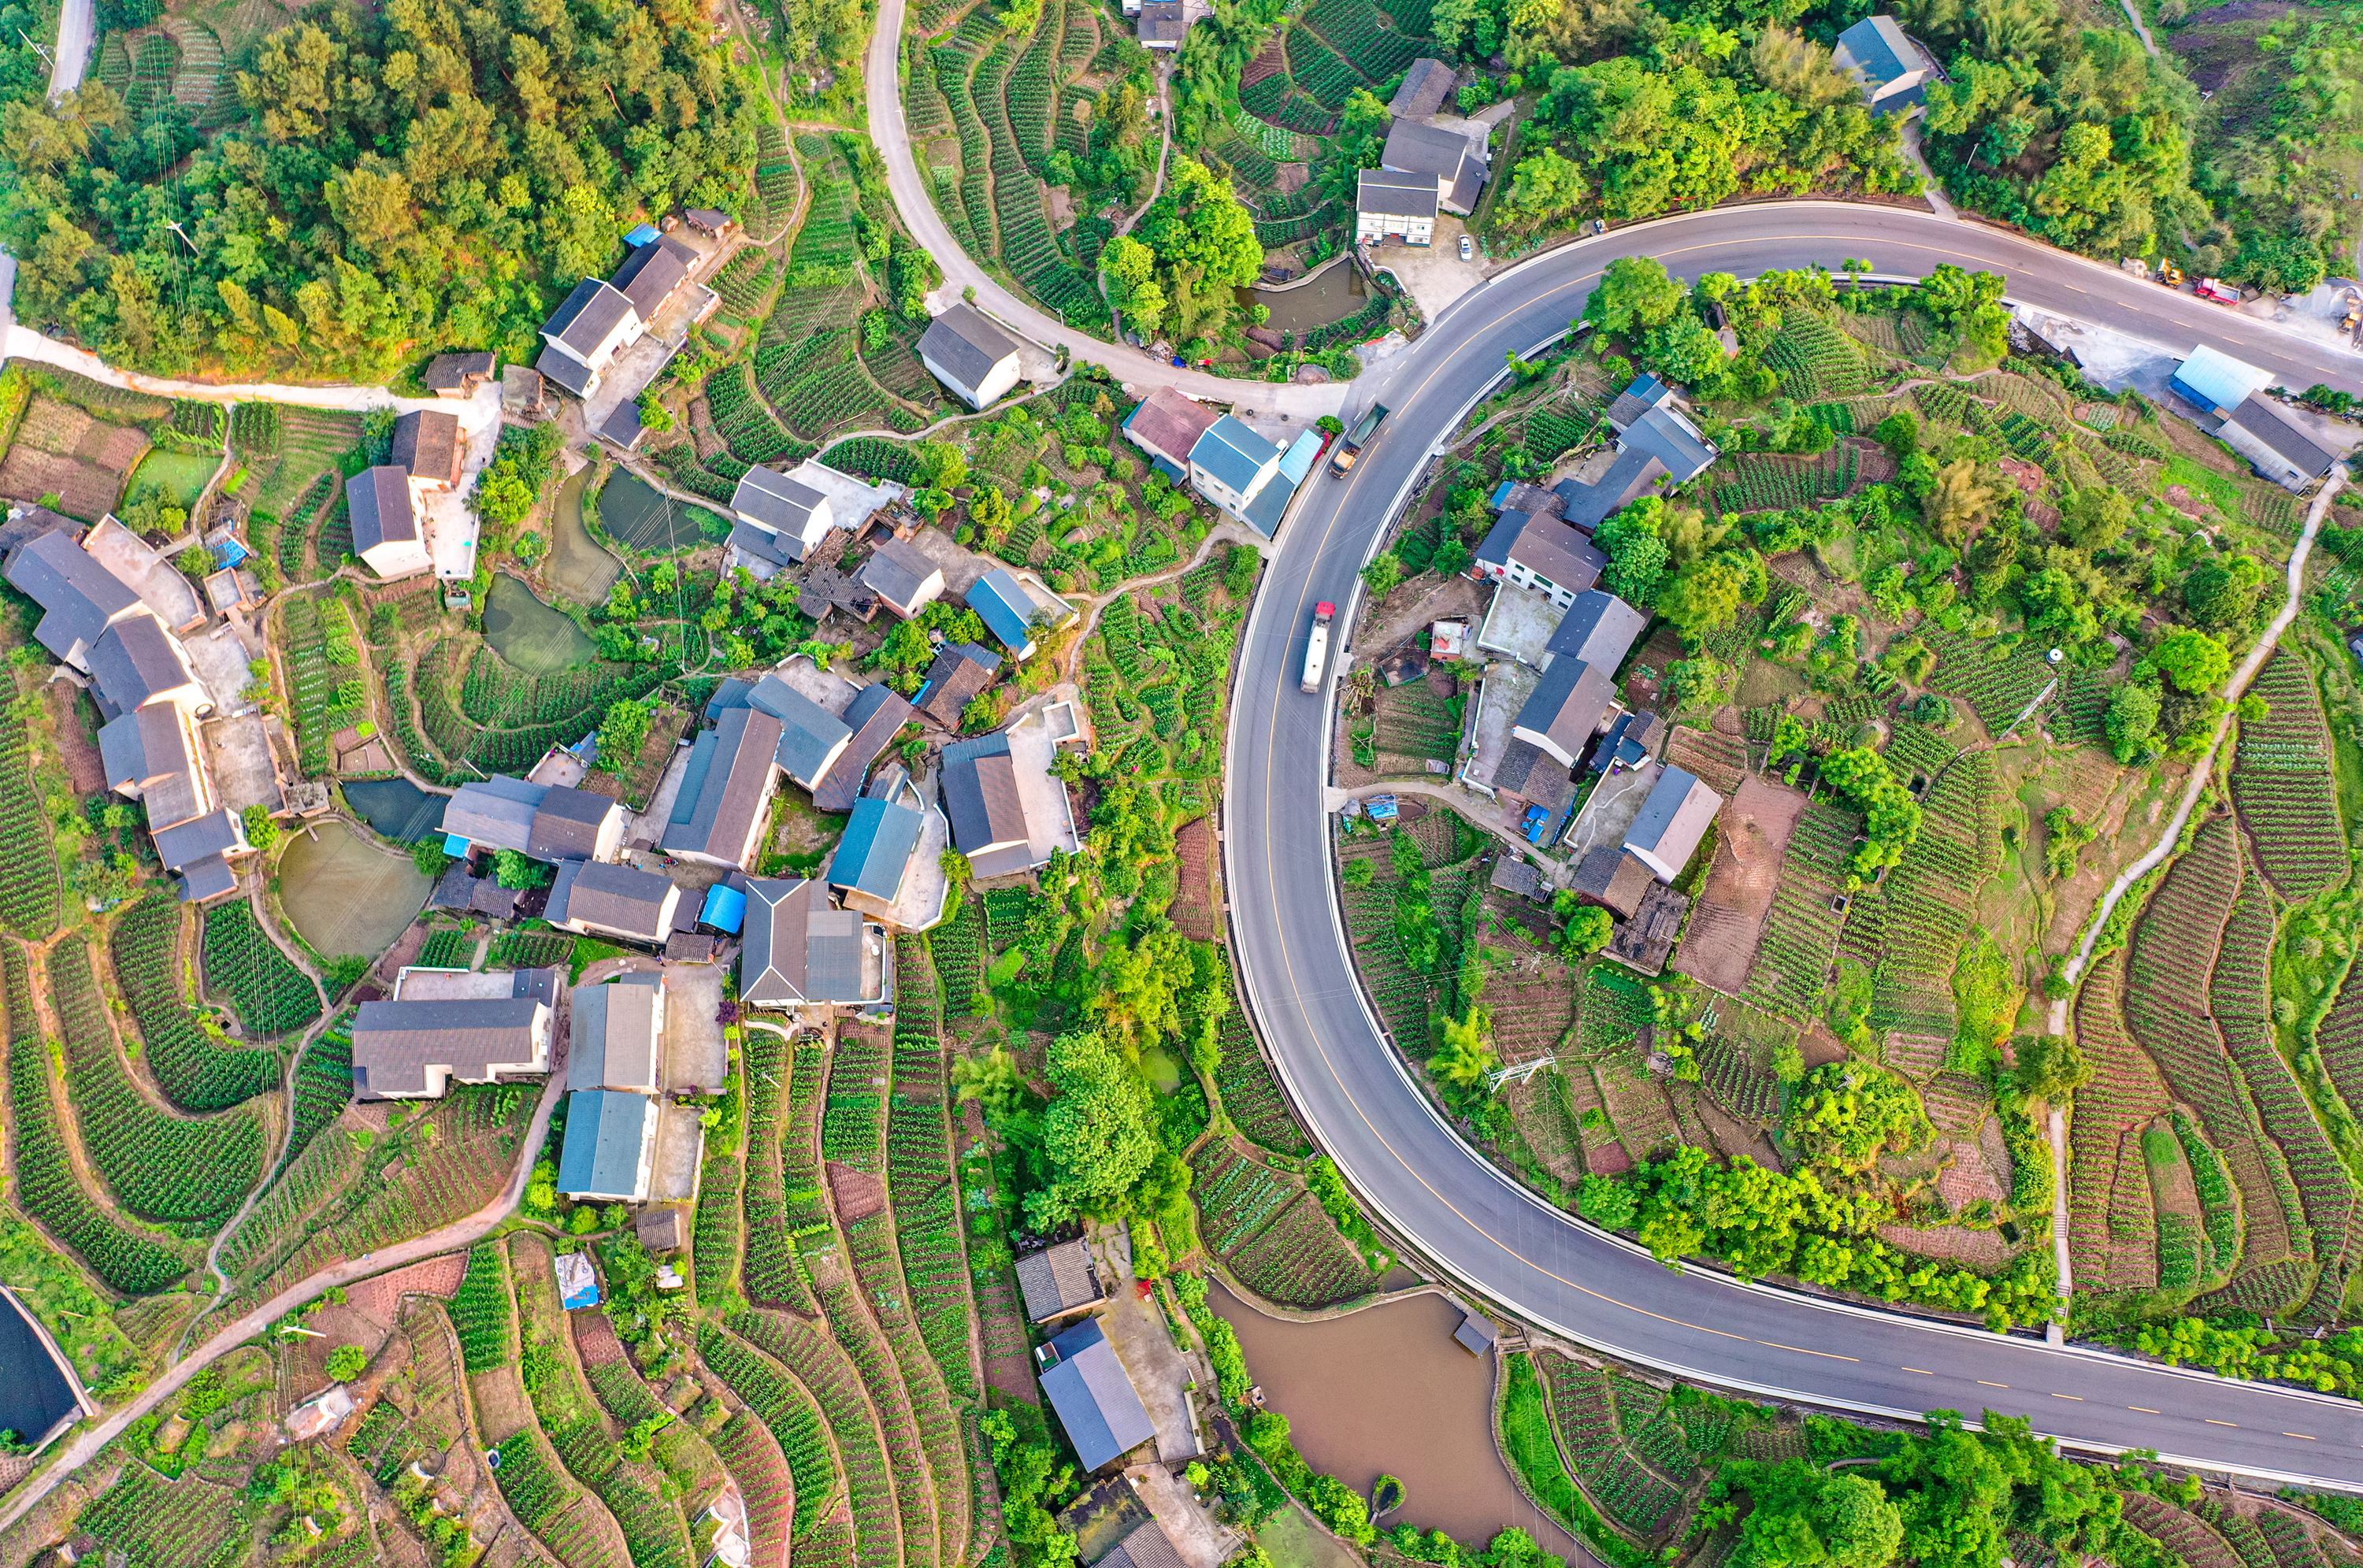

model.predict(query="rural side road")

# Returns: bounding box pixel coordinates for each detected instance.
[861,0,1348,420]
[46,0,92,98]
[0,1072,568,1534]
[1226,204,2363,1490]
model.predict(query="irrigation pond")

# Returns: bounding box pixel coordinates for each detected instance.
[0,1290,79,1448]
[482,573,596,673]
[279,818,430,962]
[547,465,624,603]
[1210,1281,1578,1555]
[343,777,447,843]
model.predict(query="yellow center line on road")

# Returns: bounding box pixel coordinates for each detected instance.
[2286,1433,2318,1441]
[1977,1381,2009,1389]
[2051,1393,2084,1402]
[1901,1367,1934,1376]
[1756,1341,1858,1362]
[2206,1420,2239,1428]
[2130,1407,2161,1415]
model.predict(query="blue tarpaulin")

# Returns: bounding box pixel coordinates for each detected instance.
[624,223,661,247]
[443,832,472,856]
[210,538,250,567]
[702,883,747,934]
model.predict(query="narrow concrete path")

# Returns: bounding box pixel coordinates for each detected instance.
[46,0,92,98]
[2064,472,2343,987]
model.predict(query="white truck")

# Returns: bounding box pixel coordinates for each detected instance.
[1302,602,1335,693]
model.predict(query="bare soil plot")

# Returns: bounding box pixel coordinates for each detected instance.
[1673,776,1805,995]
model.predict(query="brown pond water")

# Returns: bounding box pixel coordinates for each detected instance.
[279,817,430,962]
[1245,258,1366,335]
[1210,1281,1580,1557]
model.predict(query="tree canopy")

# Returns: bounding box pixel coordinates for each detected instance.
[0,0,759,376]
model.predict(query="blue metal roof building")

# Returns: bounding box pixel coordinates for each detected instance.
[2171,345,2272,420]
[701,883,747,934]
[828,795,926,909]
[557,1089,656,1202]
[966,569,1069,659]
[1037,1317,1156,1472]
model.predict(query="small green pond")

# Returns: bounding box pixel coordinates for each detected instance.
[483,573,596,673]
[547,466,623,604]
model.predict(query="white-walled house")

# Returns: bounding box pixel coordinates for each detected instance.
[918,303,1023,410]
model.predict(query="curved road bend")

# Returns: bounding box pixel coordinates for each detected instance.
[861,0,1348,420]
[0,1073,569,1534]
[1222,202,2363,1490]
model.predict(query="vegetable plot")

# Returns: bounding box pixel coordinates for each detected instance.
[50,937,265,1228]
[0,938,188,1294]
[202,899,321,1036]
[113,891,280,1110]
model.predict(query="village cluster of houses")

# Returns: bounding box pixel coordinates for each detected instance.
[345,615,1086,1204]
[1426,373,1728,973]
[0,508,294,903]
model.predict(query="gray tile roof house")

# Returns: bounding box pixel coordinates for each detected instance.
[940,731,1039,878]
[568,974,664,1094]
[558,1088,656,1201]
[4,525,142,667]
[2223,396,2343,489]
[351,995,551,1099]
[1623,765,1722,884]
[1833,15,1938,113]
[914,642,1003,728]
[1039,1317,1156,1472]
[918,302,1023,410]
[1489,855,1548,903]
[1357,167,1441,221]
[1390,56,1456,119]
[1573,844,1653,919]
[547,859,682,945]
[98,703,193,793]
[747,675,854,788]
[391,410,465,487]
[812,684,916,814]
[1512,654,1619,771]
[859,537,945,618]
[422,351,496,395]
[739,876,880,1007]
[1098,1519,1189,1568]
[827,793,927,910]
[543,277,637,360]
[1475,512,1606,599]
[443,774,547,854]
[152,806,245,872]
[347,465,420,555]
[1137,1,1186,46]
[177,855,239,903]
[1015,1237,1106,1322]
[610,235,699,322]
[1381,117,1487,213]
[662,706,785,869]
[138,746,208,831]
[1556,447,1671,532]
[529,784,625,862]
[87,613,202,717]
[1619,403,1718,487]
[729,469,833,562]
[1544,591,1647,669]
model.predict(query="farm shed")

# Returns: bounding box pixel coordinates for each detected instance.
[1015,1237,1107,1323]
[1037,1317,1156,1473]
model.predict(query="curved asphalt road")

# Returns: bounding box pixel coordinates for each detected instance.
[1222,201,2363,1490]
